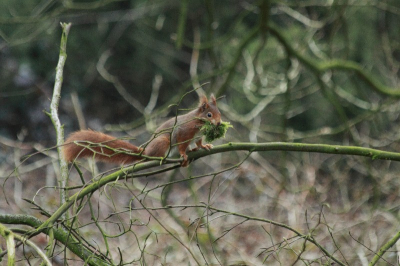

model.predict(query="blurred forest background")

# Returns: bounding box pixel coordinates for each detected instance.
[2,0,400,265]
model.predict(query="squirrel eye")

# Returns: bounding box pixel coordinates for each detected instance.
[207,112,212,118]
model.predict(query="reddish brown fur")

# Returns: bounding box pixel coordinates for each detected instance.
[64,130,143,164]
[176,119,201,165]
[63,94,221,166]
[143,136,171,157]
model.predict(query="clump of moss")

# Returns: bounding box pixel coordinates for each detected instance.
[200,121,233,142]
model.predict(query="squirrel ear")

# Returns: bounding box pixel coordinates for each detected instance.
[210,94,217,105]
[199,95,209,111]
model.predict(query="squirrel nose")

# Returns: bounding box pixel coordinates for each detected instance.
[216,121,221,126]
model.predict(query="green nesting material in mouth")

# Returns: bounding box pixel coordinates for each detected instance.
[200,121,233,142]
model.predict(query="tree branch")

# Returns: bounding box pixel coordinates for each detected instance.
[0,214,111,266]
[369,230,400,266]
[189,141,400,162]
[49,22,71,211]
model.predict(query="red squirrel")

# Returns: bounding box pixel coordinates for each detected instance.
[63,94,221,166]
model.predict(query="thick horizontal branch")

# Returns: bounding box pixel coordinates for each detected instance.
[189,141,400,162]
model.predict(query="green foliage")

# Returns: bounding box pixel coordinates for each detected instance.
[200,120,233,142]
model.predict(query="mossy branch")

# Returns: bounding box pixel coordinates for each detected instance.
[189,142,400,162]
[0,222,52,266]
[0,223,15,266]
[42,22,72,264]
[49,22,71,214]
[0,214,111,266]
[369,230,400,266]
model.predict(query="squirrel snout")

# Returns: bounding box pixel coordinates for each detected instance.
[211,119,221,126]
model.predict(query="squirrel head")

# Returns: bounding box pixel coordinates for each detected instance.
[198,94,221,126]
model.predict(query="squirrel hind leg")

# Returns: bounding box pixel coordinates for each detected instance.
[143,136,170,157]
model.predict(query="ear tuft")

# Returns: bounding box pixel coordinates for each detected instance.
[199,95,209,111]
[210,94,217,105]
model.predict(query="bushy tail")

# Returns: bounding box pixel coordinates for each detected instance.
[63,130,143,164]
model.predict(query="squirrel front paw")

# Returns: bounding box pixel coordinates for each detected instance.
[181,153,189,167]
[190,144,213,152]
[201,143,213,150]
